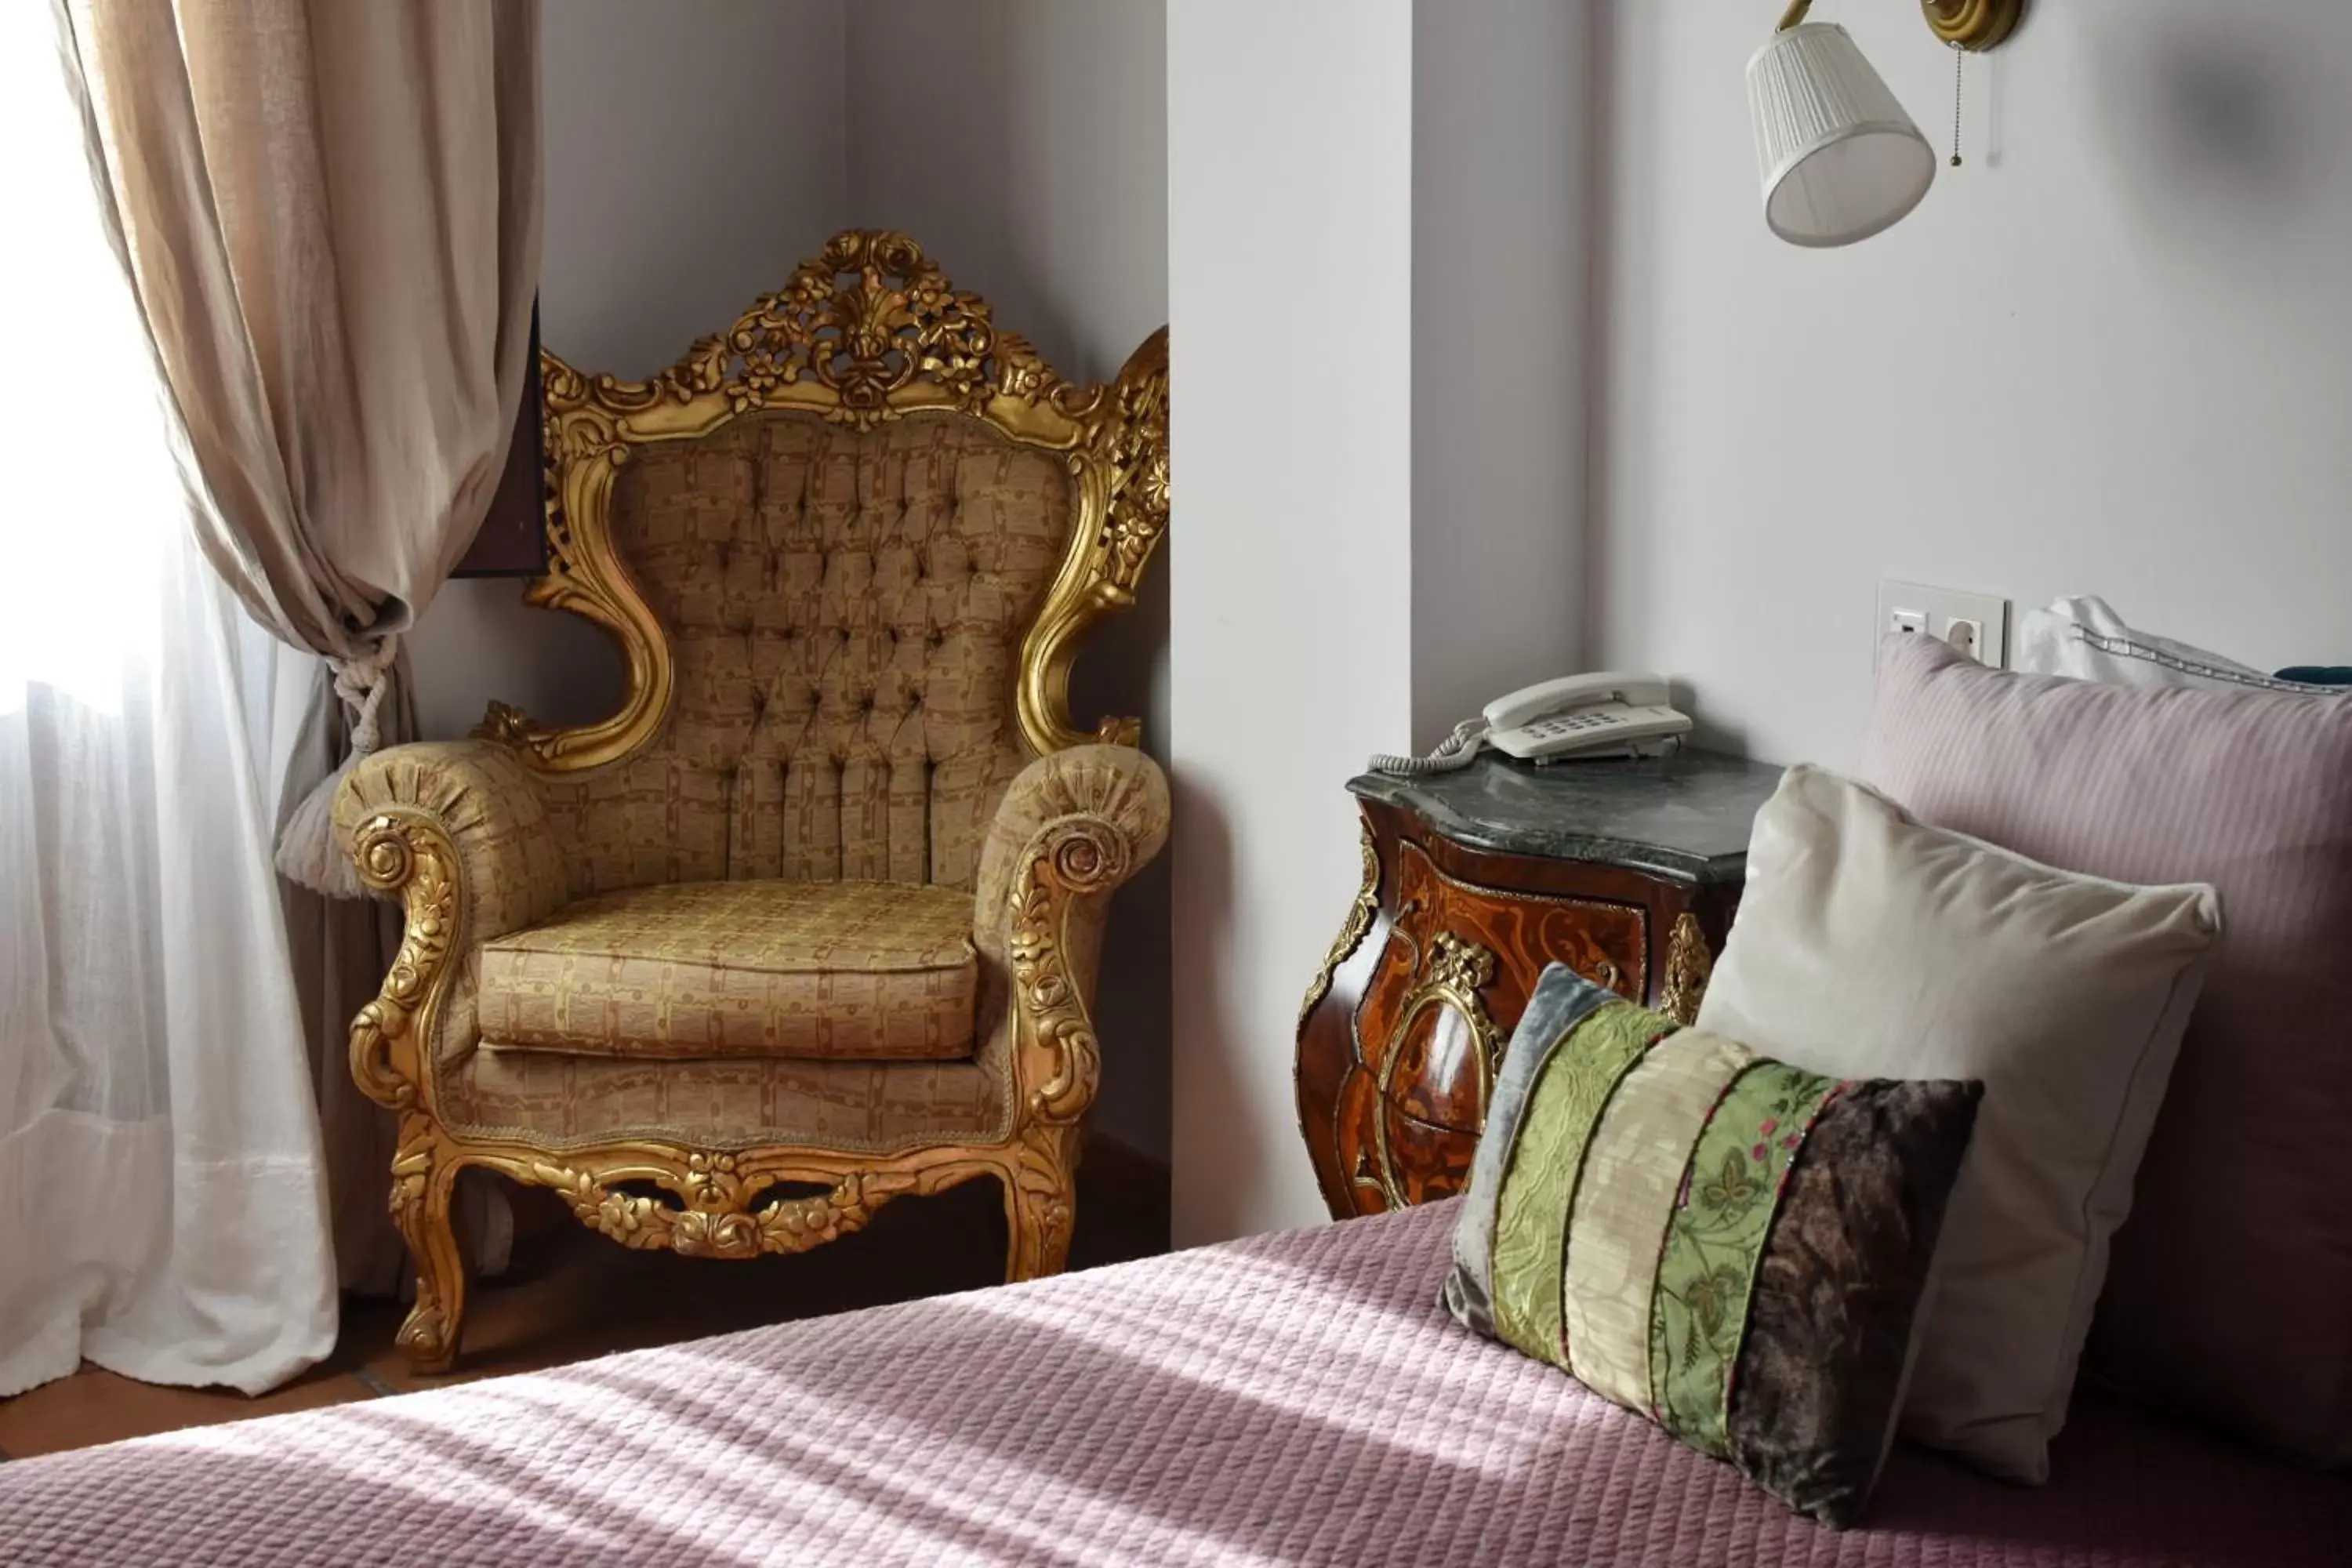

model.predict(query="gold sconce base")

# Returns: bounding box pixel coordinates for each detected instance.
[1777,0,2025,52]
[1923,0,2024,51]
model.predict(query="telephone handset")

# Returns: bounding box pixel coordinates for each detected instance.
[1368,673,1692,775]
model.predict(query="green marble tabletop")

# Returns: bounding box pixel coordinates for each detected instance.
[1347,748,1784,885]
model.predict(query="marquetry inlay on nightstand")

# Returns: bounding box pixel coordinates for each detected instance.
[1295,750,1782,1219]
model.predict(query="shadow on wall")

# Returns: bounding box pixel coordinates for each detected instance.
[1164,769,1263,1239]
[1070,564,1174,1167]
[411,0,851,746]
[848,2,1071,379]
[408,577,622,743]
[2089,9,2337,260]
[1577,0,1643,676]
[1672,677,1752,764]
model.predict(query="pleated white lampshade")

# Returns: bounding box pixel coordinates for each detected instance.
[1748,23,1936,247]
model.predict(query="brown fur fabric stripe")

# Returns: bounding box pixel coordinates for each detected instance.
[1724,1078,1983,1528]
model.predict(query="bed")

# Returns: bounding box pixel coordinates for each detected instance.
[4,1199,2343,1567]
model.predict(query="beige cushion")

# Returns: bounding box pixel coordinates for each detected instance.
[478,879,978,1062]
[1697,765,2219,1484]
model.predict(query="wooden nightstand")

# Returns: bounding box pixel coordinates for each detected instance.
[1294,749,1784,1220]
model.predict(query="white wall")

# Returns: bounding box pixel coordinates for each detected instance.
[845,2,1167,382]
[844,0,1171,1163]
[408,0,849,742]
[1168,2,1417,1243]
[1592,1,2352,765]
[1410,1,1588,748]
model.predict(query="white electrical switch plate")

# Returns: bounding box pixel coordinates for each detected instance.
[1876,580,2009,667]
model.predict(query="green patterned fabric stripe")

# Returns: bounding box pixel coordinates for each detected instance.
[1490,1000,1676,1370]
[1647,1062,1842,1457]
[1445,968,1621,1338]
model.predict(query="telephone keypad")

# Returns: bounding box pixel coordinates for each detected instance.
[1530,712,1619,738]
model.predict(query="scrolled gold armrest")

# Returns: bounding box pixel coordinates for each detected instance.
[975,744,1171,1124]
[332,740,570,1109]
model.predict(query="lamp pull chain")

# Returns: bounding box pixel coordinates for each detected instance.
[1950,42,1965,168]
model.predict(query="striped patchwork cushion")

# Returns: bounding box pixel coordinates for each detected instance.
[1443,966,1981,1529]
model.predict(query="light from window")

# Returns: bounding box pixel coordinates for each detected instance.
[0,9,183,717]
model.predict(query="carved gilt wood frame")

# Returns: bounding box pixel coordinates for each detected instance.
[348,230,1169,1371]
[481,227,1171,767]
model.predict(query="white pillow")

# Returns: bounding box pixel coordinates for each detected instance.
[1697,765,2219,1485]
[2017,593,2336,695]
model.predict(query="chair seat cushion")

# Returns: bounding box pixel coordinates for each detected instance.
[477,880,978,1062]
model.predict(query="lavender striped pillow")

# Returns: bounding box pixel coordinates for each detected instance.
[1857,633,2352,1466]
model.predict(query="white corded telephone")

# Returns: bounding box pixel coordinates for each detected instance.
[1368,673,1693,775]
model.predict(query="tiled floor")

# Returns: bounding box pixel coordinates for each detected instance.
[0,1138,1168,1462]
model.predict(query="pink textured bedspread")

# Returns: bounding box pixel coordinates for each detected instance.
[3,1200,2345,1566]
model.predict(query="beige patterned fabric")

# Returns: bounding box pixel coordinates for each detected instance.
[451,1047,1006,1152]
[477,880,977,1062]
[543,411,1071,897]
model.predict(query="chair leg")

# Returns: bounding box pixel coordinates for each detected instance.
[1002,1144,1077,1284]
[390,1153,469,1374]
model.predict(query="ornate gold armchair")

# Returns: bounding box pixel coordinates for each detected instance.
[335,231,1171,1372]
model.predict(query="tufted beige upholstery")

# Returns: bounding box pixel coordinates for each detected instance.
[544,412,1071,896]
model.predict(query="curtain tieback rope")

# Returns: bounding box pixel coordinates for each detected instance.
[328,633,401,758]
[277,633,402,898]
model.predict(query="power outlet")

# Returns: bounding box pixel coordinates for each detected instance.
[1876,581,2009,667]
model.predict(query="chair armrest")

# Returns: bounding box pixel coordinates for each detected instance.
[333,740,570,1109]
[975,744,1171,1123]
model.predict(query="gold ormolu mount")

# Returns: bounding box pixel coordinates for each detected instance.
[1776,0,2025,52]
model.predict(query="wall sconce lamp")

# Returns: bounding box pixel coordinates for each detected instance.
[1749,1,2026,247]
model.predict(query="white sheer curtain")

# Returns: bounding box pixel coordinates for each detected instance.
[0,3,335,1396]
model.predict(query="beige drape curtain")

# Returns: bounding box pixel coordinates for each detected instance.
[64,0,541,1290]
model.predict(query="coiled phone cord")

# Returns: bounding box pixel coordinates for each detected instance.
[1367,718,1490,777]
